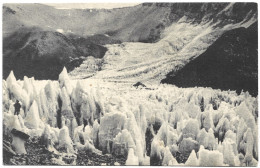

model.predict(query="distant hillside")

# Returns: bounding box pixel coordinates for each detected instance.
[3,28,113,80]
[2,3,175,80]
[3,3,172,42]
[4,3,257,42]
[161,22,258,96]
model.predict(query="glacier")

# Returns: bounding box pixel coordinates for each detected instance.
[3,68,258,166]
[69,12,257,85]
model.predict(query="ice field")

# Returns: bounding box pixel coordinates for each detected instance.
[3,68,258,166]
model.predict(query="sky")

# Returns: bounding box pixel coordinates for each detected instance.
[45,3,141,9]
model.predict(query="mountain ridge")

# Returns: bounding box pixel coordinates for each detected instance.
[4,3,257,41]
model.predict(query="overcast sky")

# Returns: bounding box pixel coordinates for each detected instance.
[45,3,141,9]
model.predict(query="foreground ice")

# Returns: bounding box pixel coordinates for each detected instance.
[3,69,258,166]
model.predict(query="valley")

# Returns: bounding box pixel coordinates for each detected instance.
[2,2,258,166]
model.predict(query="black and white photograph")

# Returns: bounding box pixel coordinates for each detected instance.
[2,1,258,166]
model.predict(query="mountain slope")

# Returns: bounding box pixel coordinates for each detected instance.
[70,3,257,84]
[4,3,257,42]
[3,3,172,42]
[161,22,258,96]
[3,28,110,80]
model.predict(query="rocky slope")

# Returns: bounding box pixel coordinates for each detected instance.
[3,3,171,42]
[3,28,115,80]
[161,22,258,96]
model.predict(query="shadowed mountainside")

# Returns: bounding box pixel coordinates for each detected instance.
[3,28,114,80]
[161,22,258,96]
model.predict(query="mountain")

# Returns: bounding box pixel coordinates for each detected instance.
[3,3,172,42]
[161,22,258,96]
[4,3,257,42]
[3,28,112,80]
[70,3,257,84]
[2,3,173,80]
[3,3,258,86]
